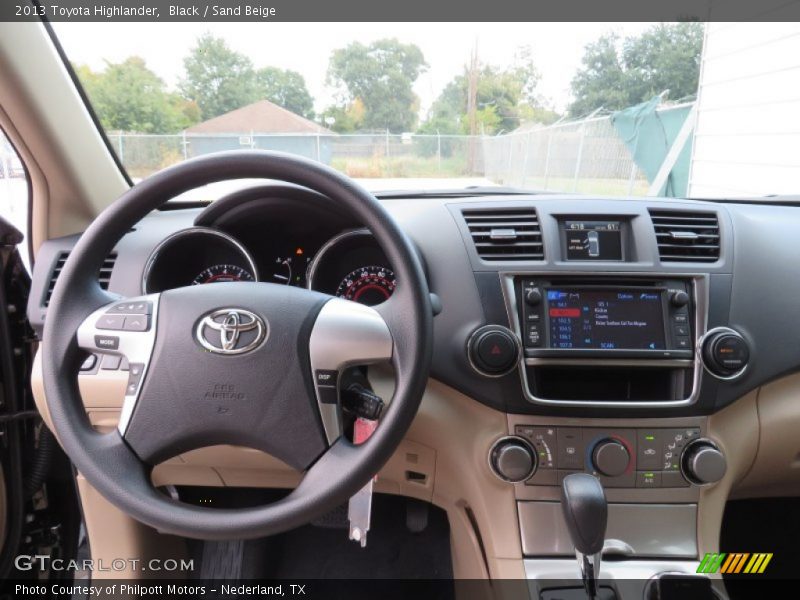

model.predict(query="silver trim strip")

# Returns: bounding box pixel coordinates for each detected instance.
[75,294,160,435]
[305,228,373,292]
[308,298,393,443]
[499,271,709,408]
[141,227,259,294]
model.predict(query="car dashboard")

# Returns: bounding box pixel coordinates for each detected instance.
[26,187,800,583]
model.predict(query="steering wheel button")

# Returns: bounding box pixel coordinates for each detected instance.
[100,354,122,370]
[94,335,119,350]
[96,314,126,330]
[80,354,97,371]
[123,316,150,331]
[109,301,152,315]
[315,369,338,388]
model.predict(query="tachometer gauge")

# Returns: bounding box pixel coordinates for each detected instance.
[192,264,254,285]
[336,266,396,306]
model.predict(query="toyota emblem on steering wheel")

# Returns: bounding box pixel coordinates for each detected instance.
[196,308,267,355]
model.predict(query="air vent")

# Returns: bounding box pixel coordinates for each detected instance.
[649,210,720,263]
[462,208,544,261]
[44,252,117,306]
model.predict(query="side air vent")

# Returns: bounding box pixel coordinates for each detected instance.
[44,252,117,306]
[649,210,720,263]
[462,208,544,261]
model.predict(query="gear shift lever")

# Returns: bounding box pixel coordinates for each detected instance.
[561,473,608,599]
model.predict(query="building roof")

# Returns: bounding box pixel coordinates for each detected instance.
[186,100,332,135]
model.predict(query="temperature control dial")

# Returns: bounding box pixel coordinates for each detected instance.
[591,439,631,477]
[489,437,537,483]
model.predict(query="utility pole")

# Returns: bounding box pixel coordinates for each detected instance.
[466,41,479,173]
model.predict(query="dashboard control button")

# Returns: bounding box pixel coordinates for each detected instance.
[636,430,662,471]
[94,335,119,350]
[489,437,536,483]
[96,314,126,330]
[670,290,690,307]
[672,313,689,324]
[702,328,749,377]
[592,439,630,477]
[468,326,520,376]
[681,439,726,485]
[557,429,583,470]
[675,336,691,349]
[636,471,661,488]
[673,324,690,337]
[661,470,690,488]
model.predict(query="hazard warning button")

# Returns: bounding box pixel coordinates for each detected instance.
[468,325,521,377]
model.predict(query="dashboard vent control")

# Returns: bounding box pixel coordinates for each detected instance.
[462,208,544,261]
[649,209,720,262]
[44,252,117,306]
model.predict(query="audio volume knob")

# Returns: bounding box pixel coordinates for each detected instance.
[592,439,630,477]
[489,437,537,483]
[670,290,690,307]
[681,439,726,485]
[525,288,543,306]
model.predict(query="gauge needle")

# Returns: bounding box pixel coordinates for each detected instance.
[273,274,289,281]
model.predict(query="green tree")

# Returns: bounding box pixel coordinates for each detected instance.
[255,66,315,118]
[327,39,427,132]
[76,58,196,133]
[420,55,553,136]
[179,33,258,120]
[569,22,704,116]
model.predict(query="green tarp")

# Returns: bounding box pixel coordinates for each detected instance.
[611,96,693,197]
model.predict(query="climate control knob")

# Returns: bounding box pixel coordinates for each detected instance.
[592,439,630,477]
[489,437,537,483]
[681,439,726,485]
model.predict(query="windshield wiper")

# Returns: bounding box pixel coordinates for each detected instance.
[373,186,550,199]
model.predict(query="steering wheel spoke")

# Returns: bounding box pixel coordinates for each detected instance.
[309,297,393,443]
[76,294,160,434]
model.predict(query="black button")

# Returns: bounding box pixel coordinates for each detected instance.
[525,324,543,347]
[676,336,691,349]
[123,315,149,331]
[95,335,119,350]
[673,324,690,336]
[315,370,338,388]
[96,314,126,330]
[473,328,518,374]
[318,387,338,404]
[673,313,689,324]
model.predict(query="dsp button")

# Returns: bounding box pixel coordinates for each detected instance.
[468,325,521,377]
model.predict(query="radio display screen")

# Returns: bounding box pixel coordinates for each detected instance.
[546,288,666,350]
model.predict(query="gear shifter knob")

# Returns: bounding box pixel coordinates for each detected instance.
[560,473,607,554]
[561,473,608,599]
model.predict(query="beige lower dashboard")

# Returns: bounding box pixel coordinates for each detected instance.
[30,348,800,580]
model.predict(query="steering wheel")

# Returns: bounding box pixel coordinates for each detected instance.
[41,151,433,539]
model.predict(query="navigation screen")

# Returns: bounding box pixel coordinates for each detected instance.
[564,221,623,260]
[546,289,666,350]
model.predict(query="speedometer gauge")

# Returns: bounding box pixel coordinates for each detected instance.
[336,266,396,306]
[192,264,254,285]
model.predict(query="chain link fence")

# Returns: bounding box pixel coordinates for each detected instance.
[482,115,649,196]
[107,118,656,195]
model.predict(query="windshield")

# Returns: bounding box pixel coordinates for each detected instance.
[51,22,798,199]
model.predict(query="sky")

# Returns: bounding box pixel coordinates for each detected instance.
[52,22,654,117]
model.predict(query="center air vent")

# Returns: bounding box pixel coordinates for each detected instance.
[462,208,544,261]
[44,252,117,306]
[649,210,720,263]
